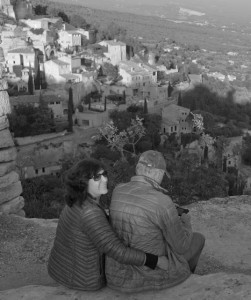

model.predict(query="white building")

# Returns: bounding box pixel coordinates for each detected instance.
[6,47,35,71]
[99,40,127,65]
[43,59,74,84]
[58,30,82,50]
[118,60,157,88]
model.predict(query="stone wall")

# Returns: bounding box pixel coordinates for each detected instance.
[0,63,24,215]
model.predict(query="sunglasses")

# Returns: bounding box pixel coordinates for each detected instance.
[92,170,108,181]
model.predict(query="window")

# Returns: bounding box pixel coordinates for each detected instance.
[82,120,90,126]
[228,161,231,165]
[175,126,177,131]
[171,126,173,132]
[35,169,38,174]
[42,168,45,173]
[56,101,60,104]
[50,101,54,104]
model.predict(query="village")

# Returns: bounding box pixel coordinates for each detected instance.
[0,0,251,200]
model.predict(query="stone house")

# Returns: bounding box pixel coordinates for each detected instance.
[6,47,35,72]
[9,94,65,119]
[118,60,157,89]
[74,108,109,128]
[43,59,74,84]
[99,40,127,65]
[58,30,82,50]
[161,104,192,135]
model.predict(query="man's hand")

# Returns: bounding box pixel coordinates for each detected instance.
[157,256,169,270]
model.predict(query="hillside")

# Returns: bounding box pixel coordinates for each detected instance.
[31,0,251,52]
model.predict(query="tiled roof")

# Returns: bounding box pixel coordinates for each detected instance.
[119,60,156,76]
[52,59,69,66]
[10,94,63,104]
[8,47,34,54]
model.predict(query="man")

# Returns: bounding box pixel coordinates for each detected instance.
[106,150,205,292]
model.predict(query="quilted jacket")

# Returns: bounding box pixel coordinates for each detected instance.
[106,175,193,292]
[48,196,145,291]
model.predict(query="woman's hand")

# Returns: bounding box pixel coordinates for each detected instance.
[157,256,169,270]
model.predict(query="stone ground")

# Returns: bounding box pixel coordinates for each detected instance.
[0,196,251,299]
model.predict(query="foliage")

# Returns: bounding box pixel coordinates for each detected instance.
[28,70,34,95]
[70,14,87,29]
[242,134,251,165]
[97,116,145,160]
[91,144,120,162]
[30,28,44,35]
[34,5,48,15]
[100,62,119,81]
[8,96,55,137]
[31,94,55,135]
[96,22,127,41]
[181,84,251,134]
[58,11,70,23]
[162,154,228,205]
[68,87,74,132]
[22,176,64,218]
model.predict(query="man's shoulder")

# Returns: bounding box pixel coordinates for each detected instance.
[113,181,174,209]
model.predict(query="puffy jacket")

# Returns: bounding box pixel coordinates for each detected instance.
[106,175,192,292]
[48,196,145,291]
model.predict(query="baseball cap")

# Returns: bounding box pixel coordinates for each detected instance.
[138,150,170,178]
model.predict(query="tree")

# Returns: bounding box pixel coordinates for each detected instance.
[58,11,69,23]
[168,82,173,98]
[31,93,55,135]
[68,87,74,132]
[242,134,251,165]
[97,116,146,161]
[101,63,119,81]
[177,91,182,105]
[34,57,41,90]
[34,5,47,15]
[28,67,34,95]
[143,98,148,114]
[70,14,87,29]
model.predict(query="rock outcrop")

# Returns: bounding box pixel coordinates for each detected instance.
[0,196,251,299]
[0,63,24,215]
[1,273,251,300]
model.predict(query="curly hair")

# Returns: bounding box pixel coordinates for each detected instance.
[63,159,105,207]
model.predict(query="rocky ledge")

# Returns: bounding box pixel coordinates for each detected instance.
[0,195,250,299]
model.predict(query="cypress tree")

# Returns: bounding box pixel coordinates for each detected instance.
[34,57,41,90]
[28,66,34,95]
[68,87,74,132]
[143,98,148,114]
[168,82,173,98]
[177,92,182,106]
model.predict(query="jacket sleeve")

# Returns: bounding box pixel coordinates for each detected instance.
[159,198,193,255]
[80,206,146,266]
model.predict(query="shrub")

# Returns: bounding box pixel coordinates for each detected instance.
[22,176,65,218]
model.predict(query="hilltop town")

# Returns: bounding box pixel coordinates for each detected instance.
[0,0,251,217]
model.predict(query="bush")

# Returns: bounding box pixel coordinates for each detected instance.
[22,176,65,218]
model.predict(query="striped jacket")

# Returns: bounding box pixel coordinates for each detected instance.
[48,197,145,291]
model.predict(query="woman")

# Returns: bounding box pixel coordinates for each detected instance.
[48,158,166,291]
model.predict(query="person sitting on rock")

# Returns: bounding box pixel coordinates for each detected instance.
[48,158,168,290]
[106,150,205,292]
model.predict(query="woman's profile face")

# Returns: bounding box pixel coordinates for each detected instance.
[88,169,108,198]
